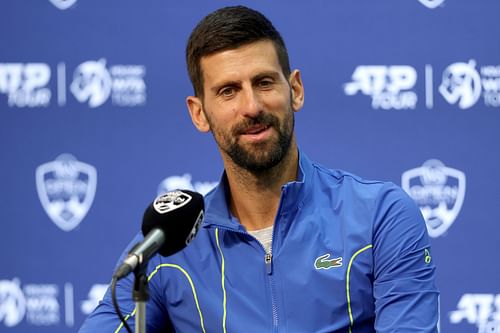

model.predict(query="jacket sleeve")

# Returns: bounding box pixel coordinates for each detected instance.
[372,184,439,332]
[78,233,173,333]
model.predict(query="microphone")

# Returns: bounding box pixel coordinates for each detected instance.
[113,190,204,280]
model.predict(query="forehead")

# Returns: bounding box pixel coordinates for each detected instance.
[199,40,283,89]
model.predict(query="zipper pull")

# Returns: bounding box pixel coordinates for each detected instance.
[265,253,273,275]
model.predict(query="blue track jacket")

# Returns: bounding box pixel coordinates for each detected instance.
[80,152,439,332]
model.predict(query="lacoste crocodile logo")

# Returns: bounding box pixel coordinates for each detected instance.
[314,253,343,270]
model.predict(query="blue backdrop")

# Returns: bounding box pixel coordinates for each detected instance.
[1,1,499,332]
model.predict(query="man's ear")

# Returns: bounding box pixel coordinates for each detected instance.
[289,69,304,112]
[186,95,210,132]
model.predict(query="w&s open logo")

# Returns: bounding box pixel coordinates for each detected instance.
[402,159,466,237]
[36,154,97,231]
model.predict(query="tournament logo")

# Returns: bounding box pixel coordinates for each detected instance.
[23,284,60,325]
[0,63,51,107]
[1,60,146,108]
[450,294,500,333]
[70,59,112,108]
[69,59,146,108]
[108,64,147,106]
[48,0,77,10]
[481,65,500,107]
[36,154,97,231]
[418,0,445,9]
[0,279,26,327]
[153,191,192,214]
[402,159,466,238]
[158,174,218,197]
[344,65,418,110]
[439,60,482,109]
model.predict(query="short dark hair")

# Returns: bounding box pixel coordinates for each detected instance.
[186,6,291,97]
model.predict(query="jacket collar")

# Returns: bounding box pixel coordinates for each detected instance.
[202,148,314,231]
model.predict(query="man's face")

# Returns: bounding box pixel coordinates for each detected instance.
[188,40,303,172]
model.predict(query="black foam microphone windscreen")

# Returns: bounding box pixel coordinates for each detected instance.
[142,189,204,257]
[113,190,204,280]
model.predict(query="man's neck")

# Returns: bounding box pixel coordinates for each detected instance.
[223,144,299,231]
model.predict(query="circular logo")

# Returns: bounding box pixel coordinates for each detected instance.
[153,191,192,214]
[0,279,26,327]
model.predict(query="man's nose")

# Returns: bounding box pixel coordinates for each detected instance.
[240,87,262,118]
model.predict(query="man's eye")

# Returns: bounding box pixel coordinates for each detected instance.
[258,80,273,88]
[220,87,235,97]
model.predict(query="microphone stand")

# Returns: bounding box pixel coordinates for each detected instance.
[133,262,149,333]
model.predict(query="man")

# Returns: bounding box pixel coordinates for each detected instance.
[80,6,439,332]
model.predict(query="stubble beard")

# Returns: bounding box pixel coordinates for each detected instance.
[207,108,295,174]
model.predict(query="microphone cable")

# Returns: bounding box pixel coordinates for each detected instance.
[111,276,133,333]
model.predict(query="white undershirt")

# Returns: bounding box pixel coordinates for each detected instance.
[247,225,274,254]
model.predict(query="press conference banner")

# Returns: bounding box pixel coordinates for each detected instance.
[1,1,499,332]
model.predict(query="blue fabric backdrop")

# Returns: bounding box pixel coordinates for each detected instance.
[1,1,499,332]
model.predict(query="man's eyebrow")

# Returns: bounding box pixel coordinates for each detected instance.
[209,71,282,94]
[252,71,281,82]
[210,80,241,94]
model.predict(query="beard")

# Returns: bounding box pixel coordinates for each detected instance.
[206,107,294,173]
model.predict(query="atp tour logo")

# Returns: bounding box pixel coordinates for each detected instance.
[344,65,418,110]
[450,294,500,333]
[158,174,218,197]
[0,60,146,109]
[439,60,482,109]
[154,191,192,214]
[48,0,77,10]
[0,279,26,327]
[36,154,97,231]
[418,0,445,9]
[0,63,51,107]
[343,61,500,111]
[81,284,108,315]
[402,160,466,238]
[70,59,146,108]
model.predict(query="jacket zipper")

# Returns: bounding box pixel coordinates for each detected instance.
[214,225,280,331]
[267,186,289,332]
[265,252,273,274]
[211,185,288,332]
[266,252,279,331]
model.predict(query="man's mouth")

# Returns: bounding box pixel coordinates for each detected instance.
[242,124,269,135]
[238,124,272,142]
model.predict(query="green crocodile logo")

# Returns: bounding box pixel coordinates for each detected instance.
[314,253,343,270]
